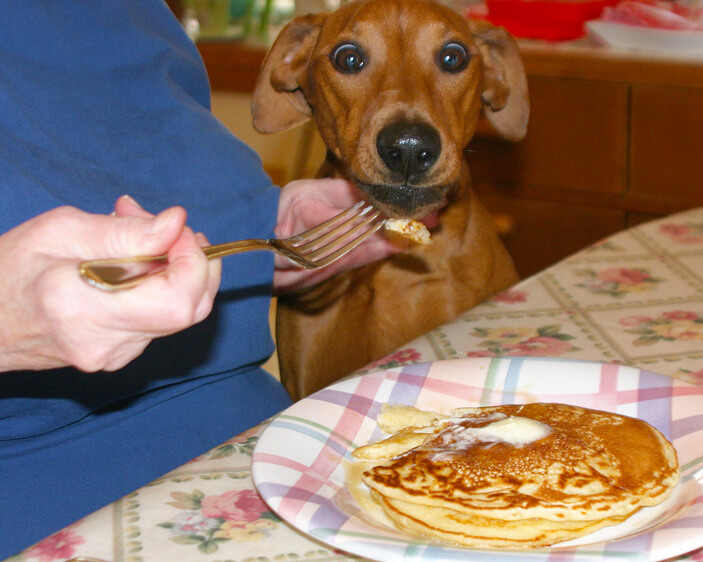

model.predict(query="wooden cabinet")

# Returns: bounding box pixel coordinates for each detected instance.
[478,193,625,277]
[470,78,629,195]
[469,45,703,277]
[196,39,703,278]
[630,85,703,202]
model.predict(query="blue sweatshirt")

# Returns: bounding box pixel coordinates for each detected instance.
[0,1,291,556]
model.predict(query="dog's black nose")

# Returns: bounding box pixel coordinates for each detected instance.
[376,121,441,182]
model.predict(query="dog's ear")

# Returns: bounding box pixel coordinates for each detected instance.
[468,19,529,142]
[251,14,325,133]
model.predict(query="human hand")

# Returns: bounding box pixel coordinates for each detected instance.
[0,195,220,373]
[273,178,399,294]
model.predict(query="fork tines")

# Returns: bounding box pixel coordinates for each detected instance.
[290,202,385,265]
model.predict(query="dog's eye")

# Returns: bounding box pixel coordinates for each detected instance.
[437,42,469,73]
[331,43,365,73]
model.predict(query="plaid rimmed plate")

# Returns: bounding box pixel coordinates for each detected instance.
[252,357,703,561]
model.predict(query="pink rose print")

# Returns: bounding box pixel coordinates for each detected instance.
[201,490,267,523]
[662,310,699,321]
[619,315,653,327]
[660,222,703,244]
[364,348,422,371]
[620,310,703,346]
[161,489,279,553]
[502,336,574,356]
[470,324,579,357]
[26,528,85,562]
[660,224,689,237]
[576,267,660,297]
[598,267,650,285]
[491,289,528,305]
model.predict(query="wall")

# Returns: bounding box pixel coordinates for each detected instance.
[210,91,326,185]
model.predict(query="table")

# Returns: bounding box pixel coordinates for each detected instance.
[12,206,703,562]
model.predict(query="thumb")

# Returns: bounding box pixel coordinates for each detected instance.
[112,196,190,256]
[115,206,188,257]
[69,206,189,260]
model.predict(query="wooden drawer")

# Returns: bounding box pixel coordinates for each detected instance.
[468,77,629,195]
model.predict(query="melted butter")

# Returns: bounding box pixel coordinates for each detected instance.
[442,415,552,448]
[344,458,395,527]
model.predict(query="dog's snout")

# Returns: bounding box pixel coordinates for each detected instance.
[376,121,441,182]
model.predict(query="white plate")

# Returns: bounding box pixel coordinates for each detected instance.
[252,357,703,561]
[587,21,703,57]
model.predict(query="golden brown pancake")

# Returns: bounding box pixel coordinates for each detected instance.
[373,491,628,548]
[353,403,679,548]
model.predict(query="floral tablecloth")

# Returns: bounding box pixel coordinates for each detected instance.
[10,206,703,562]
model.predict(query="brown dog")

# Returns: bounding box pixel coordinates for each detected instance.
[252,0,529,400]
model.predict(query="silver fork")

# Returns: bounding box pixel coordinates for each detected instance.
[79,202,385,291]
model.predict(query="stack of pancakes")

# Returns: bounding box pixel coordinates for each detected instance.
[352,403,679,548]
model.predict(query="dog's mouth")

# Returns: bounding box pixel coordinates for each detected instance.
[354,180,449,225]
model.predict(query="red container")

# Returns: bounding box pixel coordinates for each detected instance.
[485,0,620,40]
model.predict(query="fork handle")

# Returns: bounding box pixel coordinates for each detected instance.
[79,239,271,291]
[202,239,270,259]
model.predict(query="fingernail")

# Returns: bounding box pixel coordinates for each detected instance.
[194,231,210,246]
[121,194,143,209]
[148,207,176,235]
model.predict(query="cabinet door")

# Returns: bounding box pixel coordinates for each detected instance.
[478,194,626,279]
[468,77,629,195]
[631,85,703,207]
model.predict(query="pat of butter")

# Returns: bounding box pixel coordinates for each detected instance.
[467,416,551,446]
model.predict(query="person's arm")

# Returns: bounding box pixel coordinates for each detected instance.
[0,196,220,373]
[0,179,394,374]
